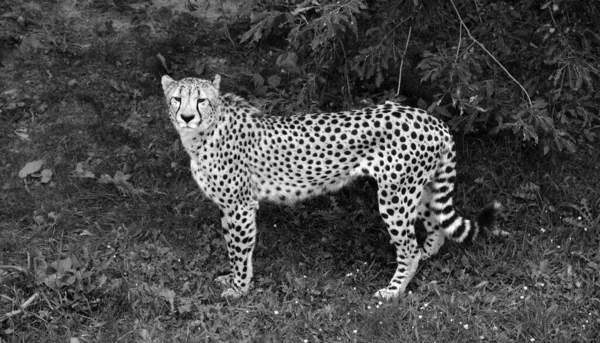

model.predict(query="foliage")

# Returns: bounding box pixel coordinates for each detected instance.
[237,0,600,153]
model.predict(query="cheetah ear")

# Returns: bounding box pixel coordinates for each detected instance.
[161,75,175,91]
[212,74,221,91]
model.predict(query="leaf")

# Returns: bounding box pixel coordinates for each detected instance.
[97,257,112,271]
[252,73,264,88]
[53,257,73,274]
[250,10,269,23]
[95,274,107,289]
[178,297,193,313]
[78,229,93,236]
[375,70,383,87]
[433,105,453,118]
[113,171,131,184]
[19,160,44,178]
[73,162,95,178]
[267,75,281,88]
[40,169,53,183]
[474,280,488,289]
[98,174,113,184]
[194,59,205,76]
[159,288,176,311]
[19,34,45,54]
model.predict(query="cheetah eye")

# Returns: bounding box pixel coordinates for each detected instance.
[172,97,181,103]
[198,99,207,104]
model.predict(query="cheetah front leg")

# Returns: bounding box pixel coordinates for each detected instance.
[215,201,258,298]
[374,185,422,300]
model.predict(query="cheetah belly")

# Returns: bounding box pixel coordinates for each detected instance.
[248,147,371,204]
[249,169,361,204]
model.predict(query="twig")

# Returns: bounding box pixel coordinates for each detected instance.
[396,26,412,97]
[222,22,236,46]
[455,18,462,63]
[0,292,40,322]
[341,43,352,107]
[0,265,28,273]
[449,0,532,107]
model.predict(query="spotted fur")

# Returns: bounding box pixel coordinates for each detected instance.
[161,74,500,299]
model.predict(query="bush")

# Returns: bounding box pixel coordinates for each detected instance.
[232,0,600,153]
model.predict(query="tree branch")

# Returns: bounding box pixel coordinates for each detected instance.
[449,0,532,107]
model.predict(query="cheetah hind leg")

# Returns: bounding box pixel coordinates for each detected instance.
[373,186,422,300]
[418,184,445,259]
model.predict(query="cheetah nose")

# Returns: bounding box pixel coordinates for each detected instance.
[180,114,195,123]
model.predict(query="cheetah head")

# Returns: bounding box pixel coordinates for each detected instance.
[161,75,221,130]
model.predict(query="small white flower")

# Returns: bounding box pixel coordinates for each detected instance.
[463,324,469,329]
[274,310,279,315]
[523,286,528,290]
[353,329,357,334]
[418,315,422,319]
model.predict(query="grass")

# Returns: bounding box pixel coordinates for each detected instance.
[1,1,599,342]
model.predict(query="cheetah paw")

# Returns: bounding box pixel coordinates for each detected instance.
[220,287,244,298]
[373,288,399,300]
[215,274,232,286]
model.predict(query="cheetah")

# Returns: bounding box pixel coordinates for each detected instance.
[161,74,500,299]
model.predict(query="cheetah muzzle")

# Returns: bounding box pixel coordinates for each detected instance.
[162,74,501,299]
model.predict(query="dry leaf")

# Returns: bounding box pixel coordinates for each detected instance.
[40,169,53,183]
[98,174,113,183]
[19,160,44,178]
[73,162,95,178]
[113,171,131,183]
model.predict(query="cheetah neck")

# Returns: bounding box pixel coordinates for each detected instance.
[177,112,233,157]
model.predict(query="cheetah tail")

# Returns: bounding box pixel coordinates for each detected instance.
[474,201,502,239]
